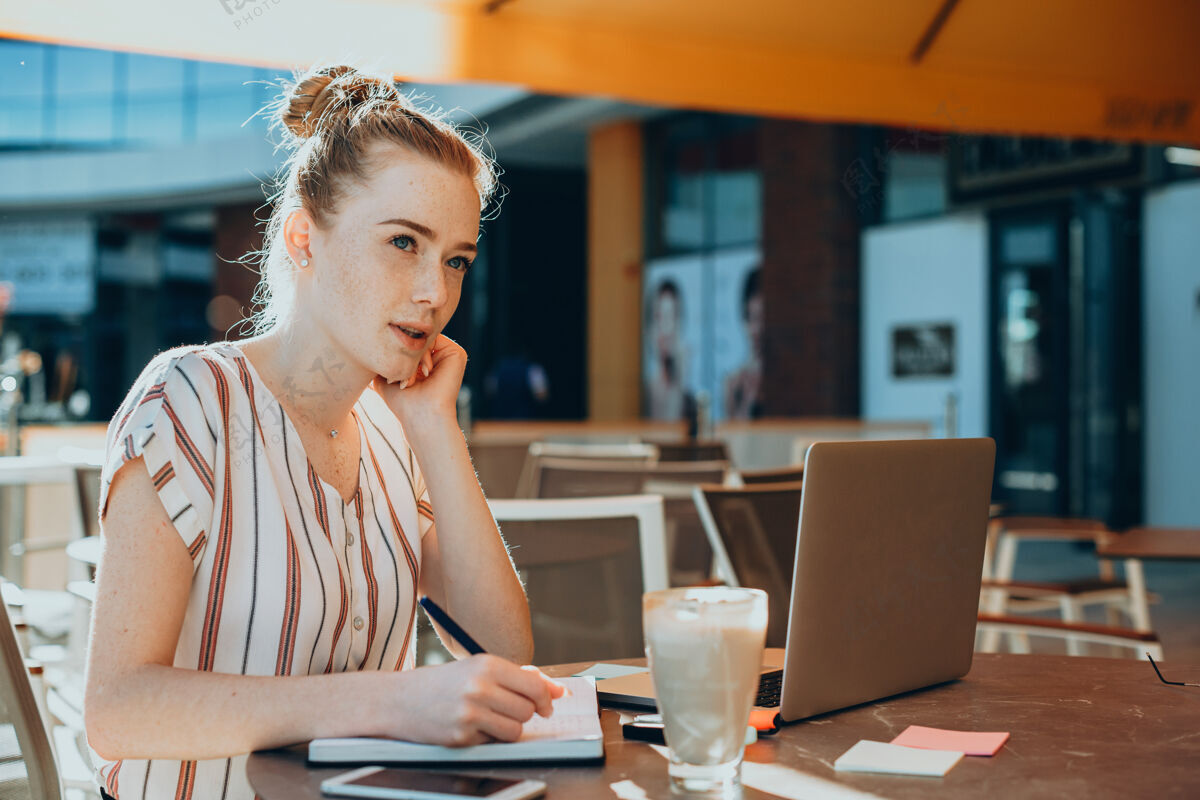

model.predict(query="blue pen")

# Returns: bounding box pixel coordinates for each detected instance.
[419,596,486,655]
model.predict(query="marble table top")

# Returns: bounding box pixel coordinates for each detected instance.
[247,653,1200,799]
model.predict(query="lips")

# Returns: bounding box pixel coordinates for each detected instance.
[394,324,426,339]
[389,323,429,352]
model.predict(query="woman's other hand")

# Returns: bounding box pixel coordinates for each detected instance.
[385,656,566,747]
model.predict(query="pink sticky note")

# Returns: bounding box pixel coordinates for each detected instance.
[891,725,1009,756]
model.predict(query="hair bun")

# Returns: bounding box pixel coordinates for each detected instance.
[281,64,400,139]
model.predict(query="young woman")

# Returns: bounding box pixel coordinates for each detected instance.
[645,279,692,421]
[722,267,763,420]
[84,64,561,800]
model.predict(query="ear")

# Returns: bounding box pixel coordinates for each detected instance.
[282,209,314,267]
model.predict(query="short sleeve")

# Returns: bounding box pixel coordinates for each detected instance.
[100,348,218,567]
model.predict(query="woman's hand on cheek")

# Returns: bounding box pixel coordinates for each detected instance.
[372,334,467,429]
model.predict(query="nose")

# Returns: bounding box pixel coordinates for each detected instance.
[411,256,448,309]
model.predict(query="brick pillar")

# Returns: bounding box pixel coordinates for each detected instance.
[760,121,861,416]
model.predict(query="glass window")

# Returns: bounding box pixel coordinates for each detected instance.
[879,127,949,222]
[1,40,289,146]
[195,62,259,139]
[649,114,762,257]
[883,152,947,221]
[252,68,290,124]
[644,114,763,423]
[661,132,708,252]
[124,52,186,144]
[53,45,116,144]
[712,124,760,247]
[0,40,48,143]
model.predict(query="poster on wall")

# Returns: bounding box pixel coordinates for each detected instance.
[711,248,762,420]
[891,323,956,378]
[643,256,704,420]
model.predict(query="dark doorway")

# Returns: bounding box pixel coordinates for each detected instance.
[989,194,1143,525]
[449,166,587,420]
[989,206,1071,515]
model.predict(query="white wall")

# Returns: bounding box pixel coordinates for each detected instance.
[1143,181,1200,526]
[862,213,989,438]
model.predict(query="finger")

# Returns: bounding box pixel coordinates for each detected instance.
[481,684,539,725]
[427,334,464,367]
[495,662,556,718]
[449,725,495,748]
[521,665,567,707]
[473,707,526,743]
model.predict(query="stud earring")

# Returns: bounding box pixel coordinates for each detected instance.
[299,258,309,267]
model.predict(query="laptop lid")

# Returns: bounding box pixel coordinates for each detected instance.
[777,437,994,720]
[595,438,994,720]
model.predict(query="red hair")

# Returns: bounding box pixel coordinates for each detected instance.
[251,64,498,332]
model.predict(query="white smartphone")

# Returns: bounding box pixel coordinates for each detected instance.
[320,766,547,800]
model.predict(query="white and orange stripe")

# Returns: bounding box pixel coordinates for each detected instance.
[95,343,434,800]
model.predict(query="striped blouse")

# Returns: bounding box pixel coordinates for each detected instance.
[93,342,435,800]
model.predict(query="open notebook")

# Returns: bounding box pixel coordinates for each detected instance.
[308,676,604,765]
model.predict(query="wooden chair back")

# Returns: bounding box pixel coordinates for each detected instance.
[0,594,64,800]
[692,482,804,648]
[73,465,103,539]
[467,441,533,499]
[528,458,727,500]
[514,443,659,498]
[488,496,667,664]
[738,465,805,485]
[652,441,729,463]
[525,459,728,586]
[980,515,1137,653]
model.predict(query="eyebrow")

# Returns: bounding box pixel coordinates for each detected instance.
[378,217,477,253]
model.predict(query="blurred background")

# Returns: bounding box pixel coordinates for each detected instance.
[3,1,1197,529]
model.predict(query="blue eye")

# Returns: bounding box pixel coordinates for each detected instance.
[391,235,414,251]
[448,255,473,272]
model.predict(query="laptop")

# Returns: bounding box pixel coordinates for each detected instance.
[596,437,995,722]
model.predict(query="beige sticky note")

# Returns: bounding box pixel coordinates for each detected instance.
[834,740,963,777]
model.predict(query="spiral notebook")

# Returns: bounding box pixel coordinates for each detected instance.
[308,676,604,765]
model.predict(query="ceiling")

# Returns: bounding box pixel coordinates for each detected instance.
[3,0,1197,144]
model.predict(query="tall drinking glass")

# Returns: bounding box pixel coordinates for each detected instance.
[644,587,768,797]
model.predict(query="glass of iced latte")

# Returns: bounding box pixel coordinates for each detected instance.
[644,587,768,797]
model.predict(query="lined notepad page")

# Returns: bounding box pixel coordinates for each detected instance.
[518,676,603,741]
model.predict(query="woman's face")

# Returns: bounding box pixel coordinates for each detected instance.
[654,290,681,356]
[302,144,481,383]
[745,292,764,358]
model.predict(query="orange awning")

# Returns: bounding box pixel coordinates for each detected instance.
[3,0,1197,144]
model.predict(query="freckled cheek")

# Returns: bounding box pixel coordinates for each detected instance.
[319,237,379,310]
[440,277,466,322]
[319,263,358,311]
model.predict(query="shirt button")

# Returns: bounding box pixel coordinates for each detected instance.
[353,616,365,631]
[346,533,355,547]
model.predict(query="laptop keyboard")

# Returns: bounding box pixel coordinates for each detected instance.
[755,669,784,707]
